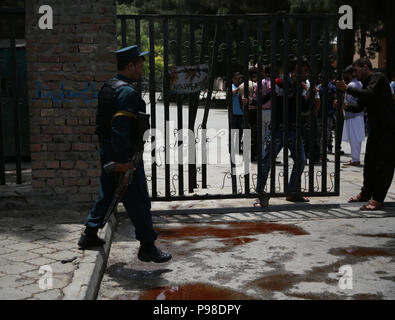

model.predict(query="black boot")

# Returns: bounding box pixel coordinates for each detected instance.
[78,227,106,250]
[137,243,172,263]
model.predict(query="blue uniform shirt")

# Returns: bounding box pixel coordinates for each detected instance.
[111,74,145,164]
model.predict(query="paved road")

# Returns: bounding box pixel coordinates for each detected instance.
[98,209,395,300]
[98,103,395,300]
[0,210,90,300]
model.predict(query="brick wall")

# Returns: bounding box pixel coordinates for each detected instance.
[26,0,117,203]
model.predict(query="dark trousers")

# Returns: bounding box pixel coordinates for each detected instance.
[317,114,335,156]
[85,144,157,244]
[336,111,344,151]
[231,115,244,153]
[302,115,320,162]
[246,109,258,160]
[361,129,395,203]
[257,129,306,194]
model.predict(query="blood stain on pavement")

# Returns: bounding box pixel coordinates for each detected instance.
[156,222,309,243]
[116,283,254,300]
[220,237,258,246]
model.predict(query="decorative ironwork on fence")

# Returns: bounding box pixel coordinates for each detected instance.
[116,13,344,202]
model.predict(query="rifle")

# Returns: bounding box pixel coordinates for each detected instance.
[100,111,150,228]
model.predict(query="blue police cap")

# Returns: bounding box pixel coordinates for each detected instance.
[115,45,149,63]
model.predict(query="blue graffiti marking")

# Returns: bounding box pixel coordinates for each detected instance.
[32,82,98,107]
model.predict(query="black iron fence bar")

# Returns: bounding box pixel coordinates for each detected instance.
[321,18,330,192]
[194,21,207,189]
[135,18,142,97]
[176,19,184,196]
[309,18,318,193]
[0,74,4,185]
[199,21,208,189]
[150,191,344,202]
[121,18,127,47]
[269,17,278,195]
[148,20,157,197]
[197,22,219,135]
[163,18,171,198]
[256,19,263,195]
[188,21,197,193]
[225,22,237,194]
[295,18,303,194]
[243,18,250,195]
[10,19,22,184]
[282,16,290,194]
[335,26,344,195]
[198,21,208,64]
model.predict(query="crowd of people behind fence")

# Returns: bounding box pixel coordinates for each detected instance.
[231,57,395,207]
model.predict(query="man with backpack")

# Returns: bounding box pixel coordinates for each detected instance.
[77,45,171,263]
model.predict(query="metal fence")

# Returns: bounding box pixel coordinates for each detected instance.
[122,13,350,205]
[116,13,344,202]
[0,6,26,185]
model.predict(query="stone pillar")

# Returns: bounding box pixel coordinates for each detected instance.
[25,0,117,203]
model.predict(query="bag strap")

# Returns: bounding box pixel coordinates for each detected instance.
[108,79,132,89]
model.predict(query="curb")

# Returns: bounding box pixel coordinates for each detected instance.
[62,213,118,300]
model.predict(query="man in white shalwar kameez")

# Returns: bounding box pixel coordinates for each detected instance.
[342,66,365,166]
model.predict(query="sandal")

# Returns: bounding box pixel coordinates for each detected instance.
[348,193,370,203]
[254,196,269,208]
[343,161,361,167]
[360,200,383,211]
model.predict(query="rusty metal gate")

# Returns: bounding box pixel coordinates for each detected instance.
[116,13,344,202]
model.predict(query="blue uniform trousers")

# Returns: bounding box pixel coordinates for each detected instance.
[84,143,158,244]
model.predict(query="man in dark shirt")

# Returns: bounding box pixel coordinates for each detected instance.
[336,58,395,210]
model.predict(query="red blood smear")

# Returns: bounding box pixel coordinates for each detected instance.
[136,283,253,300]
[157,221,309,241]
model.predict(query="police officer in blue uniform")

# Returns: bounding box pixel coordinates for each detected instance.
[78,45,171,263]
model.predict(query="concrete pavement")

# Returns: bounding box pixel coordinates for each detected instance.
[0,204,116,300]
[98,209,395,300]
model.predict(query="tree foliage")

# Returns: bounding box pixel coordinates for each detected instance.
[289,0,394,75]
